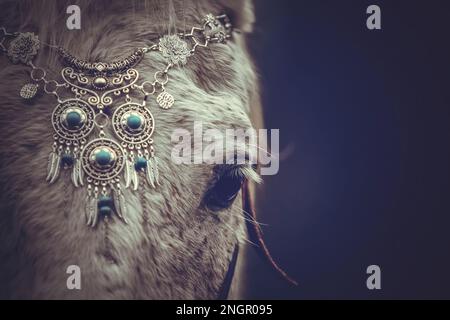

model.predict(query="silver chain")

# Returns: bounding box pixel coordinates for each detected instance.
[0,13,233,108]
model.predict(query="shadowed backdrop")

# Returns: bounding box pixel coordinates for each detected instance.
[245,0,450,299]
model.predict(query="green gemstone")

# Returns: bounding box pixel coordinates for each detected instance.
[95,150,111,166]
[134,157,148,171]
[98,195,113,208]
[98,206,112,217]
[61,153,74,167]
[127,114,142,130]
[66,111,82,129]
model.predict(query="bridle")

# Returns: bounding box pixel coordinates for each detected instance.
[217,179,297,299]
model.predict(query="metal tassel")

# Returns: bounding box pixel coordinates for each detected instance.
[146,160,155,188]
[85,195,97,227]
[153,157,160,186]
[49,153,61,184]
[113,191,123,220]
[113,189,128,224]
[46,152,56,181]
[90,200,99,227]
[131,165,139,191]
[71,159,79,187]
[124,158,132,188]
[118,193,128,223]
[77,161,84,186]
[152,156,160,185]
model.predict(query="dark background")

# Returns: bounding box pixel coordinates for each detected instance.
[245,0,450,299]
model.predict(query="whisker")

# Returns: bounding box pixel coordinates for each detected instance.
[230,208,268,227]
[238,212,268,227]
[245,212,268,229]
[220,217,258,247]
[246,143,279,160]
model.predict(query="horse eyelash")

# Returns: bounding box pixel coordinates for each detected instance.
[212,164,261,186]
[238,165,262,184]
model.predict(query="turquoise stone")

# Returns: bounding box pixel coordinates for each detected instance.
[127,114,142,130]
[98,206,112,217]
[66,111,82,129]
[95,150,111,166]
[61,153,74,167]
[98,195,113,208]
[134,157,147,171]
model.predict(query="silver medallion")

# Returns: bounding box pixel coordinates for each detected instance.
[80,138,126,182]
[47,99,96,185]
[112,102,159,189]
[52,99,95,141]
[112,102,155,145]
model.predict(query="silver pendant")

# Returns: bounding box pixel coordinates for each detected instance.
[112,102,159,189]
[43,65,162,227]
[80,138,128,227]
[20,83,38,99]
[156,90,174,109]
[47,99,95,185]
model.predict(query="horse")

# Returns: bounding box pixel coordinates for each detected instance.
[0,0,290,299]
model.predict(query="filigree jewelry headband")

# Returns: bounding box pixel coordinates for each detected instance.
[0,13,233,228]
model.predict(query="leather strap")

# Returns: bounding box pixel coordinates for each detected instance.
[216,179,297,300]
[242,180,298,286]
[217,244,240,300]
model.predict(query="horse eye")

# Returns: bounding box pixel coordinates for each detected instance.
[203,168,245,211]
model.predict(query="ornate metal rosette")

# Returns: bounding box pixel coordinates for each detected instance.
[159,35,190,66]
[7,32,40,64]
[51,99,95,141]
[80,138,126,181]
[111,102,155,146]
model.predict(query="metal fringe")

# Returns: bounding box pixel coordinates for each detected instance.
[86,195,98,227]
[48,152,61,184]
[113,188,128,224]
[46,151,61,183]
[124,158,132,188]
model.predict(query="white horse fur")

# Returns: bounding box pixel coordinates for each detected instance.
[0,0,262,299]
